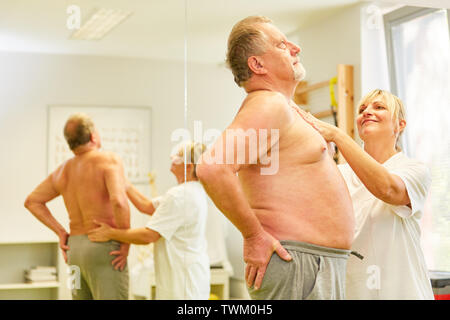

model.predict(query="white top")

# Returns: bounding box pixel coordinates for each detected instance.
[339,152,434,300]
[146,181,210,300]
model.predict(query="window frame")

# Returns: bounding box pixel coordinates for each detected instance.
[383,6,450,155]
[383,5,450,271]
[384,6,449,95]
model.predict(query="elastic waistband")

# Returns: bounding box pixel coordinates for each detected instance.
[68,234,120,245]
[280,240,351,259]
[68,234,89,238]
[68,234,91,241]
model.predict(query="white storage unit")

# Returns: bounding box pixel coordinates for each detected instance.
[135,267,230,300]
[0,242,65,300]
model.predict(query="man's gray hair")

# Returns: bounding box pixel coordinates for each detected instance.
[226,16,273,87]
[63,113,95,150]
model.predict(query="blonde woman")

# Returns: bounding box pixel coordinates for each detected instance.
[89,141,210,300]
[299,89,433,299]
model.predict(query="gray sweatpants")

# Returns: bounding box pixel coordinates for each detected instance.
[67,235,129,300]
[248,240,350,300]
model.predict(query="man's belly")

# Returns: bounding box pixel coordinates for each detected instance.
[254,205,354,249]
[241,164,355,249]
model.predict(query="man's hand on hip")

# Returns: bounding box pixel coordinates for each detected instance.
[244,230,292,290]
[110,243,129,272]
[58,231,70,264]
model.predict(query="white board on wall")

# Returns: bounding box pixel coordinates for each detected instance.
[47,105,152,184]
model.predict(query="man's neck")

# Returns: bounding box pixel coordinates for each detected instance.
[73,144,98,156]
[245,77,297,101]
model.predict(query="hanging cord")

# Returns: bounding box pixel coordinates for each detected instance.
[183,0,188,184]
[182,0,188,300]
[329,77,339,162]
[329,76,338,126]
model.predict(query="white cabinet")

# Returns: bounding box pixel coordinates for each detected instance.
[136,267,230,300]
[0,242,65,300]
[210,268,230,300]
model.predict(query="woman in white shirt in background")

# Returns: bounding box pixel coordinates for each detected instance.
[300,89,434,300]
[88,141,210,300]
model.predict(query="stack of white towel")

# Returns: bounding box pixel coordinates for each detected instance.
[24,266,57,283]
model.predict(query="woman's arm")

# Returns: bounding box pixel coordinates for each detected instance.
[300,113,410,206]
[88,221,160,245]
[126,182,157,215]
[333,130,410,206]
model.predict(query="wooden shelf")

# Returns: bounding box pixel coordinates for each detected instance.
[0,281,60,290]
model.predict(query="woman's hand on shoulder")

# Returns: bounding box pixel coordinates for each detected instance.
[294,109,340,142]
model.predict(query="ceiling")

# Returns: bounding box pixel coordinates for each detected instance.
[0,0,448,63]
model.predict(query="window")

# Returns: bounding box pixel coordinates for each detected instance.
[385,7,450,271]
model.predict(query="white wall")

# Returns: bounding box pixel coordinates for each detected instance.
[360,2,401,93]
[292,3,363,144]
[0,52,187,243]
[294,3,362,97]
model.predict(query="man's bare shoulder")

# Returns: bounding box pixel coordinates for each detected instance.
[54,158,71,173]
[50,159,69,181]
[97,151,122,164]
[235,91,292,129]
[243,91,288,112]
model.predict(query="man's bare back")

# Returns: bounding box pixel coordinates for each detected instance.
[25,114,130,272]
[25,114,130,299]
[53,150,127,235]
[237,91,354,249]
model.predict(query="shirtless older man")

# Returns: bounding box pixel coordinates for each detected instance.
[24,113,129,300]
[196,16,355,300]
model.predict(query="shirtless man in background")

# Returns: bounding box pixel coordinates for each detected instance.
[196,16,355,300]
[24,113,129,300]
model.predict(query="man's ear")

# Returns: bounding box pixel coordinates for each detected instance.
[90,131,99,146]
[248,56,267,75]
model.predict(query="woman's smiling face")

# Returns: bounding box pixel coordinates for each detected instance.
[357,97,400,143]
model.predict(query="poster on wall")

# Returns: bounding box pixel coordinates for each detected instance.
[47,105,152,184]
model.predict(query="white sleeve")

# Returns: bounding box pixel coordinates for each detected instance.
[337,163,346,173]
[151,196,164,209]
[389,161,431,218]
[146,192,184,241]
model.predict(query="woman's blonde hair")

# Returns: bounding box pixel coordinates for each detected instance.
[357,89,406,151]
[175,141,207,178]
